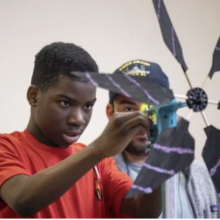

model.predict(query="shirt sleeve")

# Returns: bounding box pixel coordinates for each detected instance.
[101,157,133,218]
[0,135,30,188]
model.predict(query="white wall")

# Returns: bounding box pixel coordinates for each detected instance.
[0,0,219,161]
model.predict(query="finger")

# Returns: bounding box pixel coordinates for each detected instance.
[118,111,150,126]
[113,111,142,122]
[126,125,148,140]
[121,113,150,133]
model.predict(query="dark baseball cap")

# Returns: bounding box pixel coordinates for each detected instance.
[109,59,170,104]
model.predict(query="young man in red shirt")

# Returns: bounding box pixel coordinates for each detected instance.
[0,42,161,218]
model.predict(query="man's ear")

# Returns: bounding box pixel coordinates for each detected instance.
[27,85,39,107]
[106,103,114,119]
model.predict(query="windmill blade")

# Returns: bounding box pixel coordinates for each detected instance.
[202,126,220,197]
[202,36,220,88]
[126,118,195,198]
[152,0,188,72]
[71,71,174,106]
[218,101,220,110]
[208,36,220,79]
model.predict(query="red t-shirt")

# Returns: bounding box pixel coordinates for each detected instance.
[0,130,133,218]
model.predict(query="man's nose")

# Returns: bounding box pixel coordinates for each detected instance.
[67,108,85,126]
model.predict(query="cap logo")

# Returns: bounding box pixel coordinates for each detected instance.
[118,60,151,77]
[124,66,150,76]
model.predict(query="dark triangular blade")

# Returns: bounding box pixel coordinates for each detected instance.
[71,71,174,106]
[202,126,220,196]
[126,118,194,198]
[152,0,188,72]
[218,101,220,110]
[209,36,220,79]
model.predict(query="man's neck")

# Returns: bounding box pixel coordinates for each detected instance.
[26,117,58,147]
[123,151,148,165]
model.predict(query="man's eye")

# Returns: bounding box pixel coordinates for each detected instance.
[84,104,93,110]
[124,107,134,112]
[60,101,71,107]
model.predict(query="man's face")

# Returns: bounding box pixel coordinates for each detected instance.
[30,75,96,147]
[106,95,149,155]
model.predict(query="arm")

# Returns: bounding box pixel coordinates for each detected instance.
[119,155,162,217]
[121,187,162,218]
[0,144,103,217]
[0,111,150,217]
[102,157,161,218]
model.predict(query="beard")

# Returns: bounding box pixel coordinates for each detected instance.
[125,139,151,156]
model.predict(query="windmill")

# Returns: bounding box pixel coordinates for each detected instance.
[150,1,220,217]
[71,0,220,218]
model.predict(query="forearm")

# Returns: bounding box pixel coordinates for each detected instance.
[121,187,161,218]
[12,144,103,216]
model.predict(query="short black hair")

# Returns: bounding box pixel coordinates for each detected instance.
[31,42,99,91]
